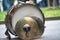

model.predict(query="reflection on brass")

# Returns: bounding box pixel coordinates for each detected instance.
[15,17,43,40]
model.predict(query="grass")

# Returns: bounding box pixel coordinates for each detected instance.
[0,11,6,21]
[0,6,60,21]
[41,7,60,18]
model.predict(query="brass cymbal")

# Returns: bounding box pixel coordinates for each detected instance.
[15,17,44,40]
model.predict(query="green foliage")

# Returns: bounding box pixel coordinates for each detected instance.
[0,11,6,21]
[41,7,60,18]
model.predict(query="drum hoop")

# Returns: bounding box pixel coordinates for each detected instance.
[5,3,45,35]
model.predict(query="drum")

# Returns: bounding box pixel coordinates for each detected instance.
[5,3,45,40]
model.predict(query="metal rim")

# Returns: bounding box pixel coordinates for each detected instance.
[5,4,45,35]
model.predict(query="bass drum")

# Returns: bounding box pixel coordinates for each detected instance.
[5,4,45,39]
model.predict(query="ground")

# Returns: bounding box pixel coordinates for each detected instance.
[0,20,60,40]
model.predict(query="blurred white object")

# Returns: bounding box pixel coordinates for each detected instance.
[26,1,34,4]
[0,0,3,12]
[14,0,18,5]
[24,24,30,28]
[14,0,25,5]
[37,0,42,3]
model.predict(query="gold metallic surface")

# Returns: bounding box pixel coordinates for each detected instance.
[15,17,44,40]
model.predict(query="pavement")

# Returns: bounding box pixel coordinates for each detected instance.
[0,20,60,40]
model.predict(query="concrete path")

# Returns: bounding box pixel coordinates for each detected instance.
[0,20,60,40]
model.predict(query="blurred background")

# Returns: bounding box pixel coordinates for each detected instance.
[0,0,60,21]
